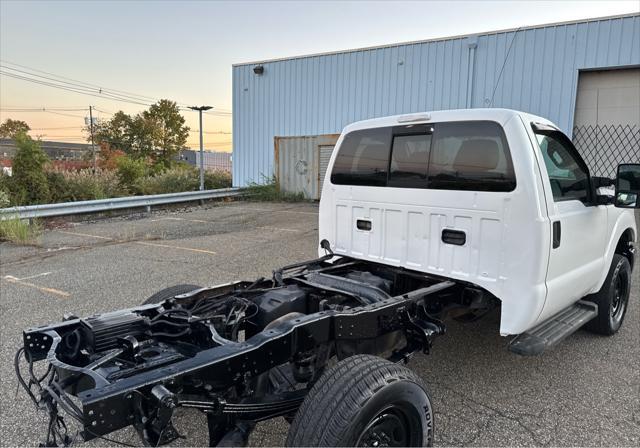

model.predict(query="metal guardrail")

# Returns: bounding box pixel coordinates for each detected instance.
[0,188,242,220]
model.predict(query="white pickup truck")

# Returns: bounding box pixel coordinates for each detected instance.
[16,109,638,447]
[320,108,637,343]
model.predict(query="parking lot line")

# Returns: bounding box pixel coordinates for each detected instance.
[151,217,210,224]
[58,230,216,255]
[16,272,52,281]
[134,241,216,255]
[258,226,300,233]
[3,275,70,298]
[231,206,318,216]
[58,230,112,240]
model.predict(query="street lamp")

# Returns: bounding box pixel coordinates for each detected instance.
[189,105,213,190]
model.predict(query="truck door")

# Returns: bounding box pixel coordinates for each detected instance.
[531,125,607,320]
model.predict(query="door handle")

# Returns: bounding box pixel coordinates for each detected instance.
[356,219,372,231]
[552,221,561,248]
[442,229,466,246]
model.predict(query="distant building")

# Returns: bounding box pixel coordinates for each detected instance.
[178,149,232,172]
[0,138,91,161]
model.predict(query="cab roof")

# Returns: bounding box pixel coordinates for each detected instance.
[342,108,555,134]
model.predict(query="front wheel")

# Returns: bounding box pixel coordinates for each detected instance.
[584,254,631,335]
[286,355,434,447]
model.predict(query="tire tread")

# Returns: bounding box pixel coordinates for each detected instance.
[286,355,429,447]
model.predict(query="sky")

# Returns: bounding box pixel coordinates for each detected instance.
[1,0,638,152]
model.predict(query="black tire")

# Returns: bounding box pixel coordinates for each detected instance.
[142,284,201,305]
[286,355,434,447]
[584,254,631,335]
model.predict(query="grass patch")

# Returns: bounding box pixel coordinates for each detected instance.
[0,216,42,244]
[244,176,306,202]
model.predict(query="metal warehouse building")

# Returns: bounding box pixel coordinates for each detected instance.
[232,13,640,195]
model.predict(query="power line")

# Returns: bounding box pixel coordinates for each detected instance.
[43,110,87,118]
[489,27,521,107]
[1,60,233,113]
[0,107,88,112]
[0,107,87,118]
[189,129,232,135]
[92,107,114,115]
[37,135,87,138]
[1,65,164,106]
[29,126,84,130]
[1,69,154,106]
[1,59,166,104]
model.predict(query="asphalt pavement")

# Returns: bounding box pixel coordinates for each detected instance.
[0,202,638,447]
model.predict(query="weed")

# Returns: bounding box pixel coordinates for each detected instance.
[243,175,307,202]
[0,216,42,244]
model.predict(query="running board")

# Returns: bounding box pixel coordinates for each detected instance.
[508,300,598,356]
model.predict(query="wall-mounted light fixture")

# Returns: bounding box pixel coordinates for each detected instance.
[253,65,264,75]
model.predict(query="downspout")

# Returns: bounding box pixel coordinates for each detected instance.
[465,36,478,108]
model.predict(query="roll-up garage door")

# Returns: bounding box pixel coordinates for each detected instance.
[573,68,640,177]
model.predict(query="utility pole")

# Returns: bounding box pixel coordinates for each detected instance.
[188,105,212,190]
[88,106,96,173]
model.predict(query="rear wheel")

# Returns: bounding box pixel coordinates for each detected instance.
[584,254,631,335]
[286,355,433,447]
[142,284,201,305]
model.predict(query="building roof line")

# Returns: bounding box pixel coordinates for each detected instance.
[233,12,639,67]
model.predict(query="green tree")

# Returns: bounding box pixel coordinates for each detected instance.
[10,133,50,204]
[92,100,189,166]
[0,119,30,138]
[143,100,190,166]
[93,111,135,153]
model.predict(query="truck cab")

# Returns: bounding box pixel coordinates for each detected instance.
[319,108,637,336]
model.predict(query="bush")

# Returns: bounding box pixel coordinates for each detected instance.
[204,170,232,190]
[98,145,125,170]
[50,160,92,171]
[45,170,69,203]
[9,133,50,205]
[135,166,199,195]
[116,156,148,191]
[244,175,306,202]
[0,216,42,244]
[0,187,10,208]
[47,168,125,202]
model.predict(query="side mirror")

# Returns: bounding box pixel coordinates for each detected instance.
[615,164,640,208]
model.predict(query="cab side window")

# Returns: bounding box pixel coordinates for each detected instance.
[534,133,589,203]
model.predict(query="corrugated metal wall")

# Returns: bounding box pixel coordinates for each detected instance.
[232,14,640,187]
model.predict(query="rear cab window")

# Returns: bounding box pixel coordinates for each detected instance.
[330,120,516,192]
[330,127,391,186]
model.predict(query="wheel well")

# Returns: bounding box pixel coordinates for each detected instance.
[615,228,635,271]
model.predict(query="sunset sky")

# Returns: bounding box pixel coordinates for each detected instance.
[1,0,638,152]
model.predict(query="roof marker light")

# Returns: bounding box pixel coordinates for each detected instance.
[397,113,431,123]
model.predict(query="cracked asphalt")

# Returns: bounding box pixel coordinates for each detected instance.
[1,202,638,447]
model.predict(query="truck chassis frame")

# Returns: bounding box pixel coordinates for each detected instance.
[16,248,487,447]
